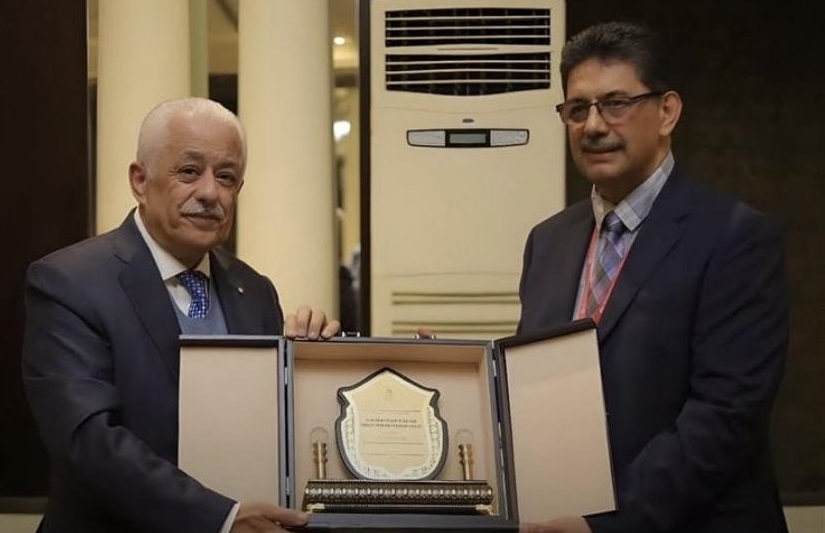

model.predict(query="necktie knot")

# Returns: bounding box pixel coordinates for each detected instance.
[602,211,626,239]
[177,270,210,319]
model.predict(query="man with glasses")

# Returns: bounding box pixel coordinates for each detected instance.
[518,22,788,533]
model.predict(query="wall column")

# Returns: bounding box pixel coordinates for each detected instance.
[189,0,209,97]
[96,0,191,233]
[236,0,336,315]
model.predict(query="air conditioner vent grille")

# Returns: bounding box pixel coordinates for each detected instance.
[385,7,551,47]
[386,52,550,96]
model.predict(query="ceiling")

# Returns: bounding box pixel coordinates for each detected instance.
[87,0,359,79]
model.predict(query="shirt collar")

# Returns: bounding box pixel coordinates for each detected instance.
[133,210,210,281]
[591,151,675,232]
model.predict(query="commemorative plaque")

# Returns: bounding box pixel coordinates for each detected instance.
[302,367,494,514]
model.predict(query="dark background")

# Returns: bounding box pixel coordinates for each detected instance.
[0,0,90,509]
[1,0,822,510]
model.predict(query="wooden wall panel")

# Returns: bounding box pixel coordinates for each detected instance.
[0,0,90,503]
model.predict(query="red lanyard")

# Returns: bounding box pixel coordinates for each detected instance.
[576,225,629,323]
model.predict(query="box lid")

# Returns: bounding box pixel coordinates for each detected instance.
[178,335,286,506]
[494,319,616,522]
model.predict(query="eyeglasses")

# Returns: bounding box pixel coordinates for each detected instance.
[555,92,663,125]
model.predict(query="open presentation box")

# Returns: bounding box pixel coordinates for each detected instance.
[178,320,615,532]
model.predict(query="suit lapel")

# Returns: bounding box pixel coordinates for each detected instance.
[550,206,595,322]
[211,250,253,334]
[115,215,182,380]
[597,171,692,341]
[521,200,594,329]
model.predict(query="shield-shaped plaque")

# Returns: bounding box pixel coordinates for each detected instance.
[335,367,448,481]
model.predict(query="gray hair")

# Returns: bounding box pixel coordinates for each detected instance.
[135,97,246,168]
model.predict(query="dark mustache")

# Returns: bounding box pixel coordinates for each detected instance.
[581,137,623,152]
[181,202,225,220]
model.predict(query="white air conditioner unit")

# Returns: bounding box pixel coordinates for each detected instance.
[366,0,566,338]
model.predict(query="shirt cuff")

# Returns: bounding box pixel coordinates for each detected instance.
[219,502,241,533]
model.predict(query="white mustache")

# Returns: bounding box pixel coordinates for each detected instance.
[180,201,225,220]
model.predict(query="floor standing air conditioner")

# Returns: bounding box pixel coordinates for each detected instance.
[365,0,566,338]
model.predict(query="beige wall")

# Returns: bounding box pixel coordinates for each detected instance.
[0,514,40,533]
[2,508,824,532]
[786,508,825,533]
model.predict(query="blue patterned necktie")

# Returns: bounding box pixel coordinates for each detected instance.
[586,211,627,317]
[177,270,210,319]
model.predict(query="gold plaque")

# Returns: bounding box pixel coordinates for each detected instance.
[302,367,494,515]
[336,368,447,480]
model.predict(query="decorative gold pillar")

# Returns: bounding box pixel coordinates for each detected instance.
[95,0,191,234]
[236,0,336,314]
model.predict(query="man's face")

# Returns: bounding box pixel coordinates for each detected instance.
[564,58,676,203]
[129,113,245,266]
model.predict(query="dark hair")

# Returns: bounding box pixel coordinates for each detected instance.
[559,21,673,95]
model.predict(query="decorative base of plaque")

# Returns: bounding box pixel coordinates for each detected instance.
[302,479,494,515]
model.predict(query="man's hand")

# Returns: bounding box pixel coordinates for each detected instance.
[520,516,592,533]
[230,502,308,533]
[284,305,340,340]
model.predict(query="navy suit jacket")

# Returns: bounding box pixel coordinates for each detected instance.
[22,214,285,533]
[518,168,789,533]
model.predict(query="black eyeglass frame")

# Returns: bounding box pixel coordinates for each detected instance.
[555,91,664,125]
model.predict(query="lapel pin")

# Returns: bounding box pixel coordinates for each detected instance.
[237,286,244,294]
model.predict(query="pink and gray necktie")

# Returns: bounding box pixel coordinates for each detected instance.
[586,211,626,317]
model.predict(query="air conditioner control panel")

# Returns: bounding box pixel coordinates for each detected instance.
[407,128,529,148]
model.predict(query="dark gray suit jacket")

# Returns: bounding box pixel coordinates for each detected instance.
[518,168,789,533]
[22,214,284,533]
